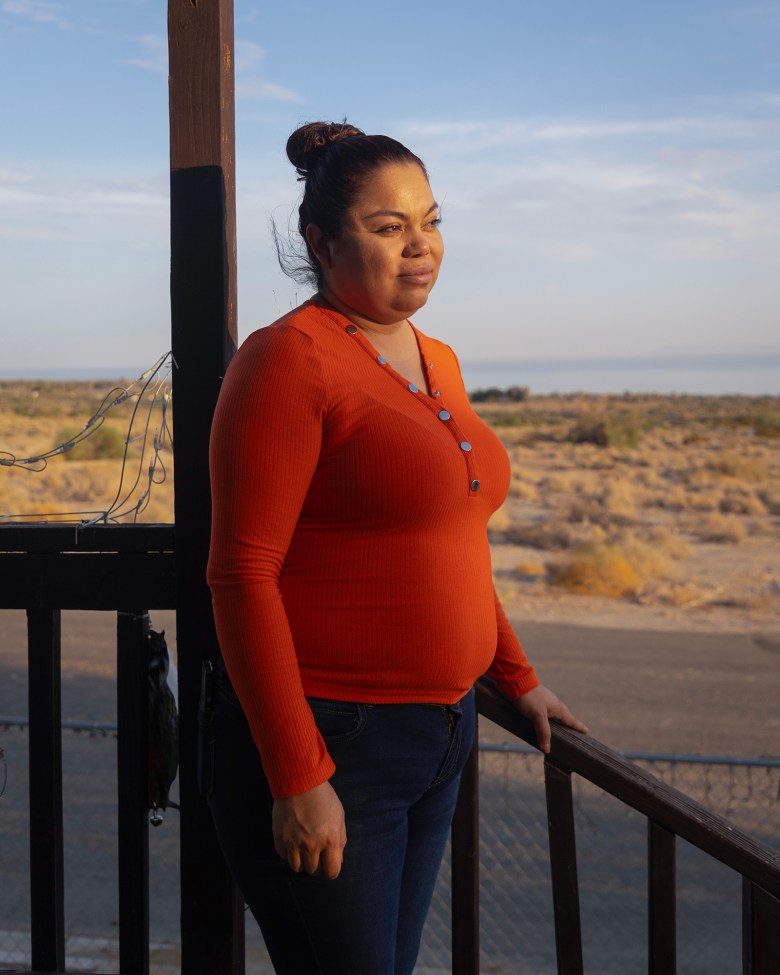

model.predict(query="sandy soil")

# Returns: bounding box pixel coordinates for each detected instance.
[492,535,780,636]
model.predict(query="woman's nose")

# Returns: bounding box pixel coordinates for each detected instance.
[404,234,430,257]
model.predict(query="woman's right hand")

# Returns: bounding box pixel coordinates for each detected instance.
[272,780,346,879]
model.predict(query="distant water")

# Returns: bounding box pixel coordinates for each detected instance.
[459,355,780,396]
[1,355,778,396]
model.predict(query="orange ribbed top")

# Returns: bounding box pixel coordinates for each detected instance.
[207,300,539,797]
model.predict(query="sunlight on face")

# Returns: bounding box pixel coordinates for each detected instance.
[310,162,444,329]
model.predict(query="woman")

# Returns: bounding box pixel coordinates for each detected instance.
[206,120,587,974]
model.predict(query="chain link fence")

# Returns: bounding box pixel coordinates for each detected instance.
[1,722,778,974]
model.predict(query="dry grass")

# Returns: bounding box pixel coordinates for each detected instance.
[548,545,643,597]
[3,385,778,620]
[475,391,780,609]
[695,512,748,544]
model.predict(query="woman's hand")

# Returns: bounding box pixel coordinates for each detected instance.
[513,685,589,754]
[272,780,347,879]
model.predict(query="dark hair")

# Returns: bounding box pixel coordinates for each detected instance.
[275,120,428,287]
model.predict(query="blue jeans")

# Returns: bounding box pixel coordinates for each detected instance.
[207,672,476,975]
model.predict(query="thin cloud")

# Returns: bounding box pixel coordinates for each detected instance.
[2,0,69,29]
[234,38,301,102]
[236,80,301,103]
[0,165,168,242]
[403,115,780,153]
[235,39,266,73]
[125,33,167,75]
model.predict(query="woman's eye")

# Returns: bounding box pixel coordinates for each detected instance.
[427,217,442,229]
[378,224,402,234]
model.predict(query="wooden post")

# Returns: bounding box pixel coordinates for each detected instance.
[168,2,242,972]
[117,610,151,975]
[27,608,65,973]
[451,733,480,975]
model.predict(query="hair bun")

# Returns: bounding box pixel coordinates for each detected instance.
[286,120,364,177]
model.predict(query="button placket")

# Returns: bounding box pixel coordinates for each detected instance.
[345,322,481,495]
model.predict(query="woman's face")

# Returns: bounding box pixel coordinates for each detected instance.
[307,162,443,328]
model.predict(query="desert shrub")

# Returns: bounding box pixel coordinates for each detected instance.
[569,409,642,449]
[487,506,512,535]
[706,453,768,481]
[647,527,692,560]
[686,488,720,512]
[504,520,573,551]
[647,484,688,511]
[513,561,547,577]
[470,385,530,404]
[56,423,126,461]
[549,527,682,599]
[599,479,637,518]
[484,412,526,428]
[548,544,641,597]
[612,531,674,580]
[748,410,780,439]
[507,476,538,501]
[695,512,747,544]
[758,489,780,516]
[539,473,580,494]
[718,491,767,516]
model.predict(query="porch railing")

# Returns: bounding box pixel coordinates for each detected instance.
[449,680,780,975]
[2,521,779,974]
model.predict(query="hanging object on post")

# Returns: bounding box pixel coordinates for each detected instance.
[148,628,179,826]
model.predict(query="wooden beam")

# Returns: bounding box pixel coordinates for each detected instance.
[0,524,174,554]
[168,2,243,972]
[0,553,176,609]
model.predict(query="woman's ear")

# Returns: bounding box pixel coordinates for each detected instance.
[305,224,332,270]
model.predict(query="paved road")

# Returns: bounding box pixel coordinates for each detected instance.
[3,608,779,758]
[492,617,780,758]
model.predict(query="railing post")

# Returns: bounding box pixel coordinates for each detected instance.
[27,607,65,973]
[168,1,243,972]
[117,609,151,974]
[451,731,480,975]
[743,879,780,974]
[544,757,584,975]
[648,819,676,974]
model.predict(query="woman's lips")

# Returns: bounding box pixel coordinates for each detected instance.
[399,264,434,285]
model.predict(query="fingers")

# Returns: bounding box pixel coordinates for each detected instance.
[514,685,589,753]
[271,781,346,880]
[320,844,344,880]
[274,835,339,877]
[555,703,589,735]
[533,711,552,754]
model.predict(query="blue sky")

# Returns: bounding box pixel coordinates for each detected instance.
[1,0,778,384]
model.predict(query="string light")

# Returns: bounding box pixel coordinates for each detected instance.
[0,352,176,525]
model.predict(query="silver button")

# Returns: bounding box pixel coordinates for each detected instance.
[438,410,451,421]
[408,383,419,393]
[377,355,387,364]
[470,480,481,492]
[433,390,441,396]
[346,324,358,334]
[460,441,472,452]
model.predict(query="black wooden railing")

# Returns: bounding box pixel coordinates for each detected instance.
[449,680,780,975]
[1,523,176,975]
[3,521,780,974]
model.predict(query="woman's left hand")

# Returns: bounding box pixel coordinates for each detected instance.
[513,685,588,754]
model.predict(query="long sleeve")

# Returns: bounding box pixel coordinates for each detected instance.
[207,324,335,797]
[486,589,540,699]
